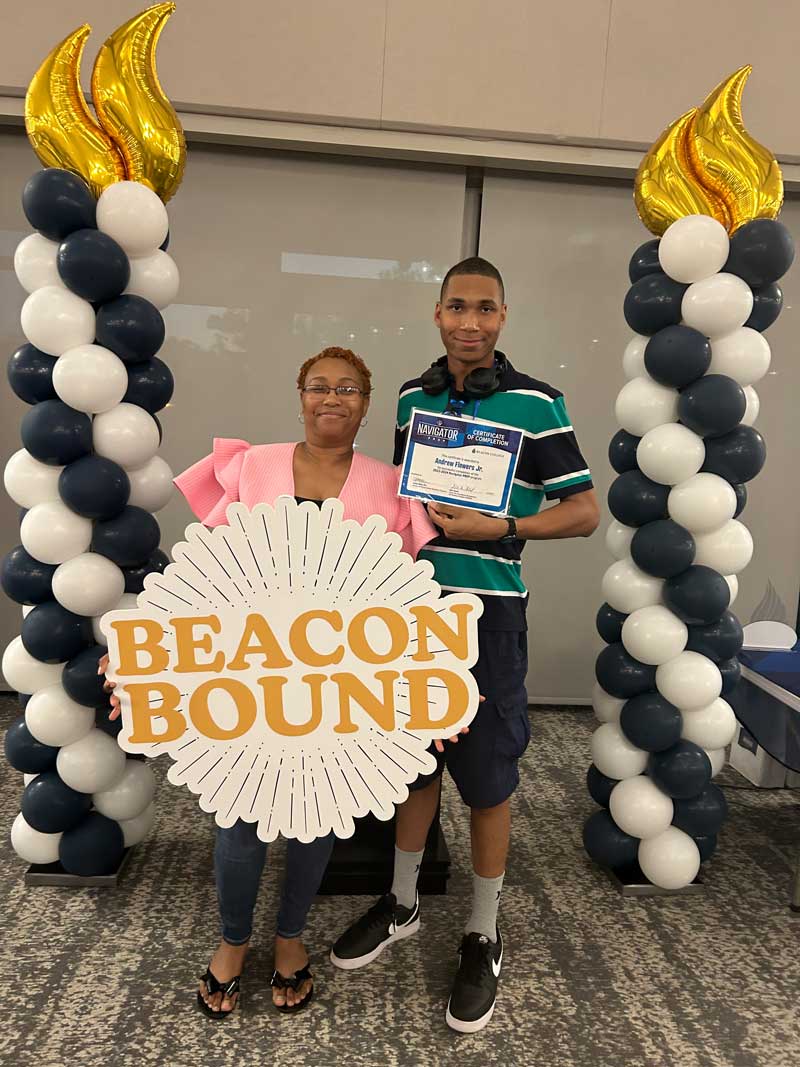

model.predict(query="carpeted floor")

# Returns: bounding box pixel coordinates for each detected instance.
[2,695,799,1067]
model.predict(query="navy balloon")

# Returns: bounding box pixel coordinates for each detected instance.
[59,812,125,877]
[649,741,712,799]
[595,643,656,700]
[95,706,122,738]
[745,282,783,332]
[57,229,129,303]
[608,470,669,527]
[678,375,746,438]
[22,168,96,241]
[628,239,661,283]
[122,549,169,594]
[583,810,639,868]
[1,546,56,605]
[664,566,730,625]
[620,692,682,752]
[596,603,627,644]
[718,657,742,697]
[686,611,743,663]
[4,717,59,774]
[623,273,687,335]
[62,645,108,707]
[694,833,718,862]
[22,770,92,833]
[631,519,695,579]
[21,399,92,466]
[733,483,747,518]
[95,295,165,364]
[59,456,130,520]
[702,425,766,484]
[21,601,92,663]
[18,694,31,710]
[644,326,711,388]
[7,344,57,405]
[159,230,170,252]
[587,764,619,808]
[672,784,728,837]
[93,506,161,567]
[122,357,174,414]
[608,429,641,474]
[724,219,795,288]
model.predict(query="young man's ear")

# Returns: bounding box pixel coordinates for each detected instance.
[433,302,442,325]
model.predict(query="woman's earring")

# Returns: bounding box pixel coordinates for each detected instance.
[297,413,304,422]
[361,417,368,427]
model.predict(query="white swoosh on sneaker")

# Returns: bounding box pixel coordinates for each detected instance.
[492,956,502,977]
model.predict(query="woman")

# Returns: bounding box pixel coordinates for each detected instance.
[103,347,436,1020]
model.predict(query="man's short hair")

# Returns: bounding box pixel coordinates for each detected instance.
[439,256,505,302]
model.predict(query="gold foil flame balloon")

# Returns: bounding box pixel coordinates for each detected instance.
[634,110,730,236]
[24,25,126,198]
[635,67,783,235]
[689,66,783,232]
[92,3,186,202]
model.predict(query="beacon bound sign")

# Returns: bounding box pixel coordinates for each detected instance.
[101,498,482,842]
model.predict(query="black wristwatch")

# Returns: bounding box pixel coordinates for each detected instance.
[499,516,517,542]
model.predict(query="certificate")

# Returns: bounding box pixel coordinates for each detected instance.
[398,409,523,515]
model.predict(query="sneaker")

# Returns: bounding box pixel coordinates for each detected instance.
[445,930,503,1033]
[330,892,420,970]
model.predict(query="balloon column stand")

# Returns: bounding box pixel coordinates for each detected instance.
[2,6,185,883]
[604,861,704,898]
[584,67,793,894]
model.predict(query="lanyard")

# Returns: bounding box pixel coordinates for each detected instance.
[445,396,482,420]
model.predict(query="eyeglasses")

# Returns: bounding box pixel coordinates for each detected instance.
[301,385,367,397]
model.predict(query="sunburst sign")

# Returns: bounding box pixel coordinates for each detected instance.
[100,499,483,841]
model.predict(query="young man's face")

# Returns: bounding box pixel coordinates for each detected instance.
[434,274,506,367]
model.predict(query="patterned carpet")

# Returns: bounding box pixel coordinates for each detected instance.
[2,695,799,1067]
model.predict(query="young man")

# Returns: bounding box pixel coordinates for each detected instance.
[330,257,600,1032]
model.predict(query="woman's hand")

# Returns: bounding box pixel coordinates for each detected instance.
[97,653,121,721]
[427,503,507,542]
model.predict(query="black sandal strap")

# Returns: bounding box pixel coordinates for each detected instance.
[271,964,312,991]
[201,967,241,999]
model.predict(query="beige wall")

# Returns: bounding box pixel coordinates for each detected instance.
[3,1,800,158]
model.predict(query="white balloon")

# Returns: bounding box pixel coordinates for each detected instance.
[52,553,126,616]
[741,385,760,426]
[681,698,738,749]
[11,813,62,865]
[93,760,156,821]
[93,403,160,470]
[592,682,625,724]
[20,285,96,356]
[2,636,64,693]
[658,215,730,284]
[52,344,129,414]
[637,424,705,486]
[96,181,169,258]
[610,776,674,840]
[14,233,63,293]
[724,574,739,607]
[605,520,636,560]
[127,455,174,511]
[23,773,39,786]
[656,651,722,711]
[622,605,688,666]
[590,722,648,780]
[601,559,663,614]
[125,250,179,310]
[706,747,727,777]
[21,605,34,619]
[3,449,62,508]
[615,377,678,437]
[25,684,94,747]
[21,501,92,565]
[709,328,771,385]
[623,335,648,379]
[668,473,736,534]
[681,273,754,339]
[57,729,127,794]
[693,520,753,575]
[93,593,139,644]
[119,801,155,847]
[638,827,701,889]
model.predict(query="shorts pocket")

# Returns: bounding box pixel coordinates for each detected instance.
[494,702,531,760]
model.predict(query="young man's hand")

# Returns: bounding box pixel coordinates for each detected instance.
[427,503,507,542]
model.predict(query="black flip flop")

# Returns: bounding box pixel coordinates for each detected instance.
[271,965,314,1014]
[197,967,241,1020]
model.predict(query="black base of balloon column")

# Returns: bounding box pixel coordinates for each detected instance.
[24,847,132,887]
[604,861,705,897]
[319,808,450,895]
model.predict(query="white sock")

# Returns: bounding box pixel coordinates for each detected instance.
[390,846,424,909]
[464,871,504,942]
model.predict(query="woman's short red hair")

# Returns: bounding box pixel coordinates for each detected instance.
[296,347,372,395]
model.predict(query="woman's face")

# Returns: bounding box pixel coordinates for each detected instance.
[299,357,370,446]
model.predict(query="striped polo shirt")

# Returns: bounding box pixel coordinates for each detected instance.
[394,353,593,630]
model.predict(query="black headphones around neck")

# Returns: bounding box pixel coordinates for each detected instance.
[420,351,507,399]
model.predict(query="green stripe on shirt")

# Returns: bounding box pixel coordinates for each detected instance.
[419,546,527,596]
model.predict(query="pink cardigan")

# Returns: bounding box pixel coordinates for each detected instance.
[174,439,437,560]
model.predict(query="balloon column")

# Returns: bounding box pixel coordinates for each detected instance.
[2,5,185,878]
[585,67,794,890]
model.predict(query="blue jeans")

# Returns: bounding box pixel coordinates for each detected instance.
[215,821,335,944]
